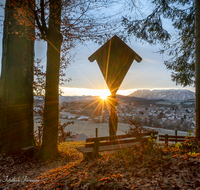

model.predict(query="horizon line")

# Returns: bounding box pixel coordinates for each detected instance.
[58,87,195,96]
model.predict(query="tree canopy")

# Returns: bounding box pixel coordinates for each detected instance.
[25,0,120,160]
[122,0,195,87]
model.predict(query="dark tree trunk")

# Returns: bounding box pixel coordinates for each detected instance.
[195,0,200,138]
[0,0,35,154]
[37,0,62,160]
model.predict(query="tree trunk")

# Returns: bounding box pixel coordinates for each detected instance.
[37,0,62,160]
[195,0,200,138]
[0,0,35,154]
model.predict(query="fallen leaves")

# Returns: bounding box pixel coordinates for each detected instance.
[1,139,200,189]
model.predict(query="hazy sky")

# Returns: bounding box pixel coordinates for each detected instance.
[0,1,195,96]
[34,37,195,96]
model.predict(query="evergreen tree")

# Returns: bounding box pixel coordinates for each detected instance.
[122,0,195,86]
[122,0,200,138]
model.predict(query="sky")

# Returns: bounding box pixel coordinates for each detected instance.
[34,38,195,96]
[0,1,195,97]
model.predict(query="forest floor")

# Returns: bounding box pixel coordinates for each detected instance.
[1,139,200,190]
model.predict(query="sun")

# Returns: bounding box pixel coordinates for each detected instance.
[100,94,108,100]
[99,90,111,100]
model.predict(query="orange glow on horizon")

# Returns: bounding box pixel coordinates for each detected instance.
[59,87,137,96]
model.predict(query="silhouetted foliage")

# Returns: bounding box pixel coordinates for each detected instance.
[123,0,195,86]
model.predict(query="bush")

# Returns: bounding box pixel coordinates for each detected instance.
[34,105,76,146]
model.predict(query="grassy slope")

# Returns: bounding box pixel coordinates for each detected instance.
[1,139,200,190]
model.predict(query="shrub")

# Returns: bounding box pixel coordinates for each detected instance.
[34,105,76,146]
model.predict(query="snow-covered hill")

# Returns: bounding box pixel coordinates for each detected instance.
[129,89,195,100]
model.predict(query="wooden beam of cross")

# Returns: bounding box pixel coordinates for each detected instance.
[88,35,142,136]
[88,35,142,95]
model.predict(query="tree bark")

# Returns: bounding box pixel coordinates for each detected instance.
[37,0,62,160]
[0,0,35,154]
[195,0,200,138]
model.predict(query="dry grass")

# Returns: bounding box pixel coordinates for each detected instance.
[58,140,85,161]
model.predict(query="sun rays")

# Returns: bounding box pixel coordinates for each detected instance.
[100,94,107,100]
[69,92,123,136]
[99,90,111,100]
[62,88,143,135]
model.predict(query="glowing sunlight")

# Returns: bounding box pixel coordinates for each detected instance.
[100,94,108,100]
[99,90,111,100]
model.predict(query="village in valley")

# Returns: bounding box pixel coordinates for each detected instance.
[34,90,195,133]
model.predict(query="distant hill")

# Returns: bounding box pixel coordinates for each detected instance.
[128,89,195,100]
